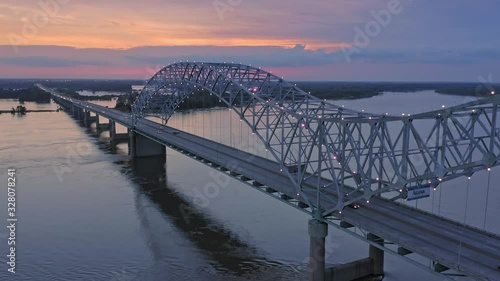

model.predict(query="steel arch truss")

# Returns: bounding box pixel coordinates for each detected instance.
[132,62,500,217]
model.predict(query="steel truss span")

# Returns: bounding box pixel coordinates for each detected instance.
[132,62,500,217]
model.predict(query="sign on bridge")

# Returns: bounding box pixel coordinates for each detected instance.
[407,184,431,201]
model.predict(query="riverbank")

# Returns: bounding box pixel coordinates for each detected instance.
[0,109,60,114]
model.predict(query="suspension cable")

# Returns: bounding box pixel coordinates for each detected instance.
[432,187,435,214]
[229,108,233,147]
[457,178,470,265]
[464,178,470,223]
[483,171,491,229]
[221,107,224,143]
[438,182,443,216]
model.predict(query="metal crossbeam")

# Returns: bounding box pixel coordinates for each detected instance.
[132,62,500,217]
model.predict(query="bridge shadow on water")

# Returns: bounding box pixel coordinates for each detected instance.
[74,120,306,280]
[104,146,304,280]
[129,157,264,271]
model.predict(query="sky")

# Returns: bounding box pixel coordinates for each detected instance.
[0,0,499,81]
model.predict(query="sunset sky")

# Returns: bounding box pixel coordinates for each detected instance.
[0,0,499,81]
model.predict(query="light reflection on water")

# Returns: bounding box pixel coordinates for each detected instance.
[0,91,497,281]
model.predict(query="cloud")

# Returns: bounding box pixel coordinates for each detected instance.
[0,44,344,68]
[2,44,498,69]
[124,44,345,67]
[346,48,500,64]
[0,44,499,80]
[0,56,111,67]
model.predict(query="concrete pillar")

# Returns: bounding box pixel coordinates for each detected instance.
[78,108,84,121]
[128,128,134,155]
[95,116,110,131]
[109,122,128,142]
[84,110,90,124]
[129,130,166,159]
[309,219,328,281]
[327,258,374,281]
[95,115,100,129]
[109,125,131,154]
[368,233,384,276]
[110,121,117,139]
[84,111,96,128]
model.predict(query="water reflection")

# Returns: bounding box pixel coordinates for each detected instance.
[125,156,288,278]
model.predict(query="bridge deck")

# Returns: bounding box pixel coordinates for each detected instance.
[50,91,500,281]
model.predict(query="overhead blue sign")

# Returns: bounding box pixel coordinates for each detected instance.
[407,184,431,201]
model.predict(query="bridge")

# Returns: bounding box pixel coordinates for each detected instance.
[38,62,500,281]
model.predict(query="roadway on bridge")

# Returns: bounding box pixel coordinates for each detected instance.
[50,90,500,281]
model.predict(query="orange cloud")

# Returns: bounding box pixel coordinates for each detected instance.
[1,1,351,51]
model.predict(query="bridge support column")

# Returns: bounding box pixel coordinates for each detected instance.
[75,107,81,120]
[83,110,89,126]
[309,219,328,281]
[325,233,384,281]
[110,121,117,139]
[129,130,166,159]
[110,121,128,142]
[368,233,384,276]
[84,111,97,128]
[96,115,110,131]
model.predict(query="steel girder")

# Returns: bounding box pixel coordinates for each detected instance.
[132,62,500,217]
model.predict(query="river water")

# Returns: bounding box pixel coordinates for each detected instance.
[0,91,498,281]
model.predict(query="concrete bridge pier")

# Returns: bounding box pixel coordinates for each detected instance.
[71,105,77,117]
[83,110,90,126]
[324,232,385,281]
[129,130,166,160]
[110,121,129,142]
[95,115,110,131]
[94,114,100,129]
[79,108,85,122]
[108,121,130,154]
[309,219,328,281]
[368,233,384,276]
[84,111,97,128]
[76,107,84,121]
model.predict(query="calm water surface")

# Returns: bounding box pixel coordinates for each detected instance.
[0,91,498,281]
